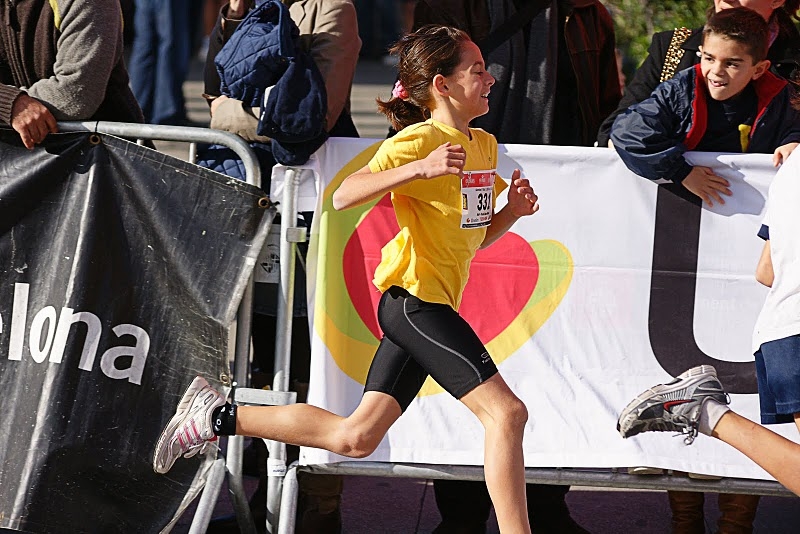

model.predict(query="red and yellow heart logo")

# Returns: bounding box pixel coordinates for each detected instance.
[314,143,573,396]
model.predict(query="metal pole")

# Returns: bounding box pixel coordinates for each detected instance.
[300,462,795,497]
[277,463,300,534]
[265,167,301,533]
[188,458,226,534]
[188,141,197,164]
[226,435,256,534]
[274,166,298,393]
[57,122,262,188]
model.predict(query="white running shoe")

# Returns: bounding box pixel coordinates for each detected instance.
[617,365,730,445]
[153,376,227,474]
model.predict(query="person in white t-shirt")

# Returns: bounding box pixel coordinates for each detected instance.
[615,150,800,497]
[752,148,800,431]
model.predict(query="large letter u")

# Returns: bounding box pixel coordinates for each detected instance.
[649,184,756,394]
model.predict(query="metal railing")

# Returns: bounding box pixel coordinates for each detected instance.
[57,124,795,533]
[58,121,273,534]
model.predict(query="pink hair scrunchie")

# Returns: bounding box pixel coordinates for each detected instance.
[392,80,409,100]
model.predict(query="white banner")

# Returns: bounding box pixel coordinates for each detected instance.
[271,139,797,480]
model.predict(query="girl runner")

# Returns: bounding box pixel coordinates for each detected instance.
[154,25,540,533]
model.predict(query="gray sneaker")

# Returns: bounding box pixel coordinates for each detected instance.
[617,365,730,445]
[152,376,227,474]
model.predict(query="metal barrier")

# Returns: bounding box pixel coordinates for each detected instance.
[57,121,287,534]
[294,462,792,492]
[268,162,796,533]
[273,461,793,533]
[53,125,795,532]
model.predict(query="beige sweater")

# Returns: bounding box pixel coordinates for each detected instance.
[0,0,142,124]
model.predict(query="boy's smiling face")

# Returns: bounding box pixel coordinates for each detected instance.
[700,33,770,101]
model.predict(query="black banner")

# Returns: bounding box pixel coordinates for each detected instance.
[0,132,271,533]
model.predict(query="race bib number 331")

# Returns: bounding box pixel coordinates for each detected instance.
[461,170,496,229]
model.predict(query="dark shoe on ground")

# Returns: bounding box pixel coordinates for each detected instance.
[431,520,487,534]
[296,506,342,534]
[717,492,760,534]
[531,515,591,534]
[668,490,706,534]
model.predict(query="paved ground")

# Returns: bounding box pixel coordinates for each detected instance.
[166,58,800,532]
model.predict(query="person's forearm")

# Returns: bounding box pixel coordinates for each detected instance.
[480,206,519,249]
[333,163,422,211]
[755,241,774,287]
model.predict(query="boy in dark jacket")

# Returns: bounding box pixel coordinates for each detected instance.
[597,0,800,148]
[611,7,800,207]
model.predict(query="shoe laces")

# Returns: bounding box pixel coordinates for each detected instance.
[671,411,700,445]
[635,408,700,444]
[677,422,699,445]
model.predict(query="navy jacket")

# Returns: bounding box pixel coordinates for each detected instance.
[199,0,328,176]
[597,11,800,146]
[611,64,800,182]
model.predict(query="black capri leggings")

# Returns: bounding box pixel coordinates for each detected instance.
[364,286,498,411]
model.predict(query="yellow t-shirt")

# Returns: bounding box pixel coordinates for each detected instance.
[367,119,507,310]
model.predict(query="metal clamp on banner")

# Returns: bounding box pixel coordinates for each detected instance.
[268,458,287,477]
[234,387,297,406]
[285,226,307,243]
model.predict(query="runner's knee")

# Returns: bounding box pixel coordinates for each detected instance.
[489,396,528,432]
[330,424,383,458]
[508,397,529,428]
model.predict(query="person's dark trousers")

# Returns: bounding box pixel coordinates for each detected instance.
[717,493,761,534]
[433,480,491,534]
[433,480,589,533]
[667,491,705,534]
[668,490,761,534]
[353,0,400,58]
[526,484,589,533]
[128,0,191,125]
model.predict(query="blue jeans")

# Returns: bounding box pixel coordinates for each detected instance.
[128,0,191,124]
[754,334,800,424]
